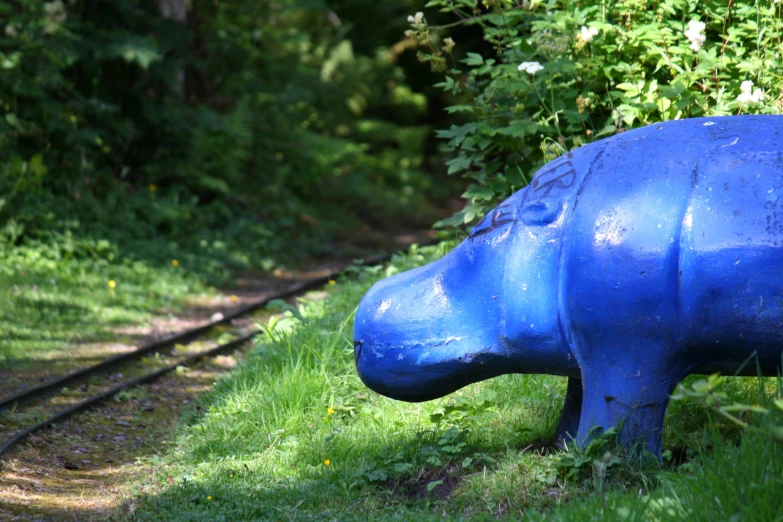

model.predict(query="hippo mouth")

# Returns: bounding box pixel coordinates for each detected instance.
[353,334,512,402]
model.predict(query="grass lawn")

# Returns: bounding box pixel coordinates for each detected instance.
[118,243,783,521]
[0,241,215,379]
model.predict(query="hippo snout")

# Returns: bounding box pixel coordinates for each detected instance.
[354,243,513,402]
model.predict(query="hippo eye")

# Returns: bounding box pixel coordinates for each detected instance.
[470,204,516,238]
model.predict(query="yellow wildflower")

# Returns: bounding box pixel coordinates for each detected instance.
[324,459,331,466]
[327,407,335,416]
[328,280,336,285]
[207,496,212,501]
[149,184,157,192]
[229,295,238,302]
[108,280,117,289]
[171,259,179,267]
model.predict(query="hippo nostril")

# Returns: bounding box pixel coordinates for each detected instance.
[354,341,363,363]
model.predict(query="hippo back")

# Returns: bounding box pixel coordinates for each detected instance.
[549,116,783,376]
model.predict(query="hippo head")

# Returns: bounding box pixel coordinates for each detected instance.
[354,185,573,402]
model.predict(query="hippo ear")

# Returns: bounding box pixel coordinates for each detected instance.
[519,200,563,225]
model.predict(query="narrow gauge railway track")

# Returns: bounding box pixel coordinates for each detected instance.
[0,251,394,459]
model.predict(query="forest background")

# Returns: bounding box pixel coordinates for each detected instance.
[3,0,782,280]
[1,0,474,284]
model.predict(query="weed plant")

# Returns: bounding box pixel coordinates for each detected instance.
[125,243,783,521]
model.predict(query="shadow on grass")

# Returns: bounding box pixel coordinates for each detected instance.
[125,429,562,522]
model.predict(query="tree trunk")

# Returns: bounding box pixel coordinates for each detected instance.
[158,0,187,22]
[157,0,188,96]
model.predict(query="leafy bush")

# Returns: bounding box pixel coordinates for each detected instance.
[410,0,783,225]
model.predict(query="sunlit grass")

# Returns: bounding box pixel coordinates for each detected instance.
[0,252,211,368]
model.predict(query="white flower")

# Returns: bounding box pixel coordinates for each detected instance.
[443,37,455,53]
[518,61,544,75]
[407,12,424,26]
[737,80,765,104]
[43,0,67,33]
[684,19,706,52]
[44,1,67,24]
[578,25,599,43]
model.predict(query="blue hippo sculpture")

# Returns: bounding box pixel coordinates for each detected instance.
[354,115,783,456]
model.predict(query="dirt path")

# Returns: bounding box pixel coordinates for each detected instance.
[0,231,433,521]
[0,352,242,521]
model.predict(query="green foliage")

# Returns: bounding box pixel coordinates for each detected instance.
[672,373,783,445]
[0,0,450,278]
[413,0,783,225]
[554,426,662,510]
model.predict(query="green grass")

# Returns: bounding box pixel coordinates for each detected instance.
[0,241,213,368]
[124,243,783,521]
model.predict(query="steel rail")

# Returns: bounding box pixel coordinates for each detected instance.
[0,331,259,458]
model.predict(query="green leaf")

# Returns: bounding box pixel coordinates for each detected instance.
[769,426,783,440]
[446,154,473,175]
[445,104,475,114]
[497,119,537,137]
[366,469,388,482]
[464,52,484,66]
[103,35,162,69]
[0,52,20,70]
[462,184,495,201]
[426,480,444,492]
[435,76,458,93]
[721,404,769,414]
[28,154,48,178]
[659,83,686,99]
[736,61,759,73]
[429,407,445,424]
[614,82,639,92]
[594,125,617,137]
[461,203,483,223]
[392,462,413,474]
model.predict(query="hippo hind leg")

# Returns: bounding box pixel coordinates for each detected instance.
[554,377,582,448]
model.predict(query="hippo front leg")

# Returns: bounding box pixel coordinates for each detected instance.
[554,377,582,447]
[576,354,686,457]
